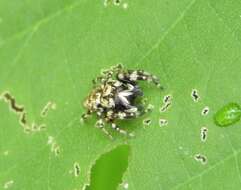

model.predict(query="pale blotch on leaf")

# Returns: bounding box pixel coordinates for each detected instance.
[113,0,121,6]
[104,0,119,7]
[0,91,46,134]
[178,146,190,156]
[160,94,172,113]
[74,162,81,177]
[69,162,81,177]
[122,3,128,9]
[123,182,129,189]
[214,102,241,127]
[178,146,183,150]
[31,122,47,132]
[104,0,128,10]
[3,150,9,156]
[3,180,14,189]
[201,106,210,116]
[191,89,200,102]
[47,136,60,156]
[1,91,29,132]
[143,118,152,127]
[47,136,54,145]
[40,101,56,117]
[200,127,208,142]
[194,154,208,165]
[1,91,24,112]
[163,94,172,103]
[159,118,168,127]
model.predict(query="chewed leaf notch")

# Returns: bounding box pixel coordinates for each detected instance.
[85,145,130,190]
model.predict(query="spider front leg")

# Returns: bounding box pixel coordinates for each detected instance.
[80,110,92,123]
[118,70,163,89]
[95,119,113,139]
[92,71,113,86]
[93,64,123,85]
[122,101,153,118]
[92,75,110,86]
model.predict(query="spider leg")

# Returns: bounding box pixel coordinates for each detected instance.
[118,70,163,89]
[111,122,132,136]
[92,75,110,86]
[116,106,143,120]
[92,70,114,86]
[111,121,135,137]
[93,64,124,85]
[126,106,144,117]
[95,119,113,139]
[80,110,92,123]
[111,63,123,72]
[119,101,152,117]
[92,76,103,85]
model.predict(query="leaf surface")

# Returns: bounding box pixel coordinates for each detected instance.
[0,0,241,190]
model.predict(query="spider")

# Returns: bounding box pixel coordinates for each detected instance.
[81,64,162,139]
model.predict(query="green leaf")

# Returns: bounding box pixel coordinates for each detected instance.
[1,0,241,190]
[86,145,130,190]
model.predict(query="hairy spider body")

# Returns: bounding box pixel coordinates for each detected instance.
[81,64,161,139]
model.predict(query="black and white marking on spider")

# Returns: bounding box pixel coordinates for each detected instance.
[81,64,162,139]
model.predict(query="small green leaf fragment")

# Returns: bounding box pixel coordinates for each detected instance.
[214,103,241,127]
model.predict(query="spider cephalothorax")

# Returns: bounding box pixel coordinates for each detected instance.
[81,64,162,139]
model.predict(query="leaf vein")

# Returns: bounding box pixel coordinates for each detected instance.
[1,0,86,47]
[172,148,241,190]
[136,0,198,66]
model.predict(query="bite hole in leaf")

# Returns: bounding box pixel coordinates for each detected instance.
[85,144,130,190]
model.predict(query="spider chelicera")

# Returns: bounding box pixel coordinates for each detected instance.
[81,64,162,139]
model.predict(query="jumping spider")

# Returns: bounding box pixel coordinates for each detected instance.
[81,64,162,139]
